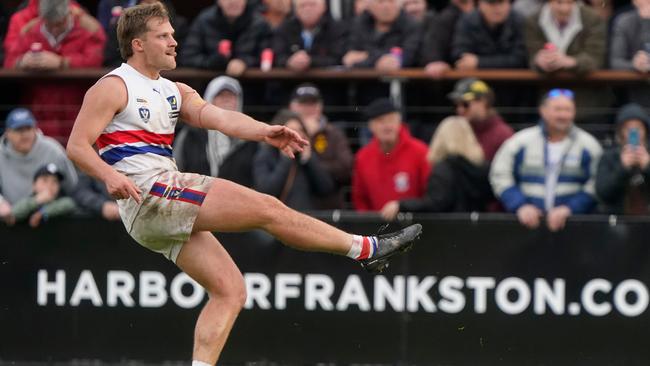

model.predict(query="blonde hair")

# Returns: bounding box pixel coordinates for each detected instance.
[427,116,484,165]
[117,2,169,60]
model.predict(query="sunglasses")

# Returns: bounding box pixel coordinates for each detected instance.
[547,88,574,100]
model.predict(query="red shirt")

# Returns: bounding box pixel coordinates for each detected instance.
[352,126,431,211]
[470,113,514,161]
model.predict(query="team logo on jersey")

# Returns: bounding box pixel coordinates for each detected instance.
[166,96,178,111]
[138,106,151,123]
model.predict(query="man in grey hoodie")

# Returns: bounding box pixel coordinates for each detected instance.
[0,108,78,222]
[173,76,244,177]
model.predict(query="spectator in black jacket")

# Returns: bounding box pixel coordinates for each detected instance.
[419,0,474,77]
[342,0,421,70]
[253,109,335,210]
[72,171,120,220]
[451,0,526,70]
[272,0,348,71]
[179,0,271,75]
[380,116,493,220]
[596,103,650,214]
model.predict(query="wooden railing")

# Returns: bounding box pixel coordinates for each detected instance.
[1,67,648,83]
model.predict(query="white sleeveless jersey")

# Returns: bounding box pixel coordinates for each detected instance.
[96,63,181,178]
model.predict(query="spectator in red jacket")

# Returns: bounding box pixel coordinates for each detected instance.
[4,0,106,144]
[3,0,83,58]
[352,98,431,211]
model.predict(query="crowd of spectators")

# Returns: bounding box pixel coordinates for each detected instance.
[2,0,650,232]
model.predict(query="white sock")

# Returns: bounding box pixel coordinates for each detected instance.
[192,361,212,366]
[346,235,378,260]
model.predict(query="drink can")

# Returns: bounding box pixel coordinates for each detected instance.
[218,39,232,58]
[30,42,43,53]
[390,46,403,66]
[261,48,274,72]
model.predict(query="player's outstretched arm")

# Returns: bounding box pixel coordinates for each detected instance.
[177,82,309,158]
[67,76,142,202]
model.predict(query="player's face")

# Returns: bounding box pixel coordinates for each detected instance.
[140,18,177,70]
[369,112,401,146]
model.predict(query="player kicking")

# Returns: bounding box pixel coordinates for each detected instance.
[66,3,421,365]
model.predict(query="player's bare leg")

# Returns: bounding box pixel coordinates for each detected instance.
[193,178,354,254]
[193,179,421,272]
[175,231,246,365]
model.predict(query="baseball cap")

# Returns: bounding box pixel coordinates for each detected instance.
[291,83,322,103]
[33,163,64,182]
[447,78,493,103]
[6,108,36,129]
[364,98,399,120]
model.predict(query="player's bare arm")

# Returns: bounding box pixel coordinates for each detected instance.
[176,82,309,158]
[66,76,142,202]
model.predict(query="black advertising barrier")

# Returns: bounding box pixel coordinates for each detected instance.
[1,213,650,365]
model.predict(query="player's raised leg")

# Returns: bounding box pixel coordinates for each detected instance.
[192,178,422,272]
[175,231,246,365]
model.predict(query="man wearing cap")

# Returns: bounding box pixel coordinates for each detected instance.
[449,78,513,161]
[289,83,353,209]
[490,89,602,231]
[451,0,526,70]
[352,98,430,211]
[5,163,77,227]
[596,103,650,214]
[0,107,78,223]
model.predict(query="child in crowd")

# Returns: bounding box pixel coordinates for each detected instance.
[7,163,76,227]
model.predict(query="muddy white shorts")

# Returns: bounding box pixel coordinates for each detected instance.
[118,170,214,263]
